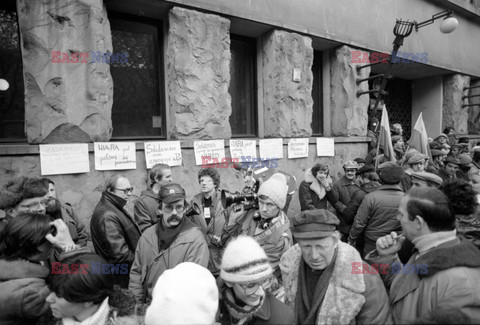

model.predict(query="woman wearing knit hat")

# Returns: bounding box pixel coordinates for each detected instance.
[218,236,294,325]
[299,163,334,211]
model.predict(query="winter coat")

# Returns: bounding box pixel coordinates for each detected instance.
[134,189,159,233]
[342,181,381,227]
[129,224,209,303]
[456,213,480,249]
[329,176,362,234]
[0,259,51,325]
[190,190,226,275]
[349,185,404,256]
[90,191,142,288]
[49,203,89,248]
[366,238,480,324]
[436,167,456,182]
[280,242,392,325]
[298,169,334,211]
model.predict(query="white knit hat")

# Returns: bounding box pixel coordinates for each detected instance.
[257,173,288,209]
[144,262,219,325]
[220,236,273,284]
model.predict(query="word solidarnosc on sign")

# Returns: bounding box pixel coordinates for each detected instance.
[194,140,226,166]
[144,141,182,168]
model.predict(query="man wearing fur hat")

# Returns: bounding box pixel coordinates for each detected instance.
[425,149,446,174]
[223,173,292,282]
[218,236,294,325]
[299,163,335,211]
[280,210,391,324]
[437,156,460,182]
[348,163,404,256]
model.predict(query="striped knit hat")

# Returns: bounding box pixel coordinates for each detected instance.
[220,236,272,284]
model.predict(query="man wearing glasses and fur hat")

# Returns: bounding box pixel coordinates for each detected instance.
[129,183,209,303]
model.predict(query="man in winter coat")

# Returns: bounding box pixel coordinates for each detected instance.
[134,163,172,232]
[129,183,209,303]
[190,168,226,276]
[366,187,480,324]
[280,209,392,325]
[425,149,446,174]
[299,163,334,211]
[348,163,404,256]
[90,174,142,288]
[437,156,460,182]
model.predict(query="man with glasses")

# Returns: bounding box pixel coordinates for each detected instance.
[0,176,50,235]
[90,174,141,288]
[129,183,209,303]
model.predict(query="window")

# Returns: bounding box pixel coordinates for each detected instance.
[311,50,323,135]
[229,35,257,137]
[109,12,165,138]
[0,5,25,142]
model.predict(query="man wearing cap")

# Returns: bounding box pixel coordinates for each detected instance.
[426,149,446,174]
[280,209,391,324]
[129,183,209,303]
[437,156,460,182]
[400,152,427,192]
[223,173,292,283]
[348,163,404,256]
[469,147,480,189]
[328,160,362,241]
[410,171,443,188]
[430,133,450,151]
[457,153,473,182]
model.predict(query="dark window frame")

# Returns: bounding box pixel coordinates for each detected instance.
[311,50,324,136]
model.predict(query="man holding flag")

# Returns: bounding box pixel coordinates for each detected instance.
[408,113,432,162]
[375,107,401,168]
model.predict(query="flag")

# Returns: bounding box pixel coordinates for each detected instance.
[409,112,432,160]
[377,106,396,165]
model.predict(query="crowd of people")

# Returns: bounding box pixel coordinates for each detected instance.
[1,123,480,324]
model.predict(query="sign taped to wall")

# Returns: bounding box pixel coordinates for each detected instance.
[40,144,90,175]
[94,142,136,170]
[259,138,283,160]
[288,138,309,158]
[144,141,182,168]
[194,140,226,166]
[316,138,335,156]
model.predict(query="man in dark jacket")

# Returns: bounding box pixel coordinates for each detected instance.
[348,162,404,256]
[437,156,460,182]
[134,163,172,232]
[425,149,446,174]
[90,174,141,288]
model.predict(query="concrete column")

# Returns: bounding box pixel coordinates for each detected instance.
[329,45,370,137]
[412,76,443,138]
[167,7,232,139]
[262,30,313,137]
[468,79,480,134]
[17,0,113,143]
[443,74,470,135]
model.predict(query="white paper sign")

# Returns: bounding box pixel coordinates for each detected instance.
[144,141,182,168]
[194,140,226,166]
[39,144,90,175]
[316,138,335,157]
[229,140,257,161]
[259,138,283,160]
[288,138,309,159]
[94,142,136,170]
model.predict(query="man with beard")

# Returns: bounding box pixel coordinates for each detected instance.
[43,178,89,248]
[129,183,209,303]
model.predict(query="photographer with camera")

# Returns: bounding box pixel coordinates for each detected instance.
[222,173,292,285]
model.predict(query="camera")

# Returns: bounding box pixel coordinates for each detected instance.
[221,190,258,211]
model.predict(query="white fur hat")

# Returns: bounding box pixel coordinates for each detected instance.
[144,262,218,325]
[257,173,288,209]
[220,236,273,284]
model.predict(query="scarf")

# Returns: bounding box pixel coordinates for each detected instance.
[412,229,457,256]
[156,214,197,251]
[223,287,265,325]
[295,248,338,325]
[304,169,333,200]
[62,298,110,325]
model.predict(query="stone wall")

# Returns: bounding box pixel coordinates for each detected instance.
[16,0,113,143]
[167,7,232,139]
[468,79,480,134]
[0,141,368,233]
[330,45,370,137]
[262,30,314,137]
[443,74,470,134]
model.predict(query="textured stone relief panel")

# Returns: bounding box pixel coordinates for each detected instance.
[167,7,232,139]
[17,0,113,143]
[443,74,470,134]
[330,45,370,137]
[262,30,314,138]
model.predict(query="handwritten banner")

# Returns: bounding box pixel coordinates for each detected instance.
[288,138,309,159]
[94,142,136,170]
[144,141,182,168]
[194,140,226,166]
[40,144,90,176]
[259,138,283,160]
[316,138,335,156]
[229,139,257,160]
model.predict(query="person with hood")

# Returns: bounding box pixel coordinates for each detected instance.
[129,183,209,303]
[134,163,172,232]
[218,236,294,325]
[299,163,334,211]
[366,187,480,324]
